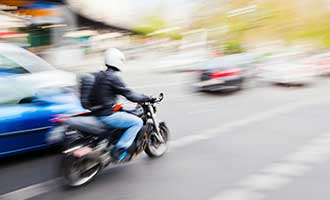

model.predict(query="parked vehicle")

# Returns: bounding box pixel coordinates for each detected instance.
[257,59,317,86]
[300,53,330,76]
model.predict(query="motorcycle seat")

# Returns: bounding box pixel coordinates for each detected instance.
[65,116,109,135]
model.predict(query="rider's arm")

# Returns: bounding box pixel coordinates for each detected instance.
[110,75,151,103]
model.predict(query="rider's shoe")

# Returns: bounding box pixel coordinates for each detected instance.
[111,147,129,161]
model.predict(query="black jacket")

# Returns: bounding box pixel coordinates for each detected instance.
[90,68,150,116]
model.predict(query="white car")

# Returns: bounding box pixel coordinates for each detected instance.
[0,43,76,90]
[301,53,330,76]
[257,61,317,86]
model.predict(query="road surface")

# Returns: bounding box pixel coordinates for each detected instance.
[1,70,330,200]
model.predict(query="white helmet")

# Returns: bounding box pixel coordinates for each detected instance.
[105,48,126,71]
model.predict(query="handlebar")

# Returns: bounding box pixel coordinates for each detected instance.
[150,93,164,103]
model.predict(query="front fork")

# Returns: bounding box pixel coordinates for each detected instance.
[148,104,165,143]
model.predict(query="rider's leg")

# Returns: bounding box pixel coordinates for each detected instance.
[100,111,143,150]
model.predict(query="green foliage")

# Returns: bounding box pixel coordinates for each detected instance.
[133,26,155,35]
[223,40,245,54]
[168,32,183,40]
[191,0,330,49]
[322,36,330,48]
[133,16,166,35]
[286,13,330,48]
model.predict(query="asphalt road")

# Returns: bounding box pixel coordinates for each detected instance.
[1,70,330,200]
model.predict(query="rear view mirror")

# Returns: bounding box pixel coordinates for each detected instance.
[18,96,37,104]
[19,96,50,105]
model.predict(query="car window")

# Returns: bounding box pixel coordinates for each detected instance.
[0,54,28,75]
[1,49,53,73]
[207,56,249,69]
[0,78,34,105]
[206,58,230,69]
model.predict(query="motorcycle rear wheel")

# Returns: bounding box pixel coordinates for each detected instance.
[61,155,101,187]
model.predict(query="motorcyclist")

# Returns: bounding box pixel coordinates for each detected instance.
[90,48,153,161]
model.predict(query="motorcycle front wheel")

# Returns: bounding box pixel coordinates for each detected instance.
[61,155,101,187]
[145,123,170,158]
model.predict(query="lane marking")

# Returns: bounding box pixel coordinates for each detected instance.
[209,130,330,200]
[238,174,292,191]
[209,189,264,200]
[261,163,310,177]
[174,97,330,149]
[284,150,330,164]
[1,97,330,200]
[0,178,61,200]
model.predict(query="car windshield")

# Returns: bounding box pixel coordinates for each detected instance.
[0,47,54,73]
[263,52,308,65]
[205,55,254,69]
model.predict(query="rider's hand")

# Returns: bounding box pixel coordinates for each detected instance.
[149,96,158,103]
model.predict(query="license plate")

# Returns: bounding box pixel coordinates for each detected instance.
[195,79,224,87]
[73,147,93,158]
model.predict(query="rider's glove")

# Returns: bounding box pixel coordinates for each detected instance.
[149,96,158,103]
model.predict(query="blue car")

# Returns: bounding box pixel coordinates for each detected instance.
[0,78,84,158]
[0,43,53,76]
[0,43,76,90]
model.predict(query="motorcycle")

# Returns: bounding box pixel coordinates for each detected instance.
[52,93,169,187]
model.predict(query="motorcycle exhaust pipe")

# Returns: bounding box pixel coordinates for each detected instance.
[85,141,111,167]
[67,141,111,167]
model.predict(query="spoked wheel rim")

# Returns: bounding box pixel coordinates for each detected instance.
[65,158,100,187]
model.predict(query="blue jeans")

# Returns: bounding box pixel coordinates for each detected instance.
[99,112,143,149]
